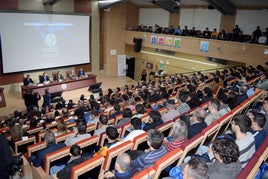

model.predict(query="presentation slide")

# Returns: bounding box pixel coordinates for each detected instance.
[0,12,90,73]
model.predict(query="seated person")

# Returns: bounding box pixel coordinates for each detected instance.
[130,129,167,173]
[64,120,91,146]
[143,110,164,131]
[208,138,242,178]
[94,114,109,137]
[100,153,132,179]
[29,130,66,169]
[183,158,209,179]
[50,144,91,178]
[94,126,122,157]
[53,71,65,82]
[68,70,78,80]
[23,74,34,86]
[39,72,51,84]
[77,68,87,77]
[161,99,180,123]
[123,117,145,142]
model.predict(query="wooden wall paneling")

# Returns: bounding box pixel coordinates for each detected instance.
[126,2,139,29]
[0,0,18,9]
[220,13,237,34]
[169,12,180,27]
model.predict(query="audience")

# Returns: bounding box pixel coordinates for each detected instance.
[162,99,180,123]
[123,117,145,142]
[204,99,222,125]
[94,114,109,137]
[176,93,191,115]
[183,158,209,179]
[186,108,207,139]
[143,110,164,131]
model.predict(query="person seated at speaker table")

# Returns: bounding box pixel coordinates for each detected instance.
[39,72,51,84]
[77,68,87,78]
[29,130,66,169]
[53,71,65,82]
[23,74,34,86]
[68,70,78,80]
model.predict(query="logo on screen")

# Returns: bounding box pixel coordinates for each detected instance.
[45,33,57,47]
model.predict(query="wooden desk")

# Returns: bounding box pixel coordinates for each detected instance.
[21,75,97,96]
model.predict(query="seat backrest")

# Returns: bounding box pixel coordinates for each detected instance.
[114,114,123,125]
[200,120,220,146]
[44,146,71,174]
[177,133,204,166]
[153,148,183,179]
[27,141,46,159]
[132,132,148,150]
[130,166,156,179]
[217,112,233,134]
[102,140,133,171]
[71,155,105,179]
[55,131,75,143]
[15,135,36,154]
[121,122,131,137]
[98,128,122,146]
[76,135,98,154]
[86,124,96,136]
[156,120,174,137]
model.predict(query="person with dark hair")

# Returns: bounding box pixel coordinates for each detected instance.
[143,110,164,131]
[64,120,91,146]
[247,111,267,150]
[23,74,34,86]
[117,108,133,127]
[226,91,238,110]
[162,99,180,123]
[231,114,255,168]
[187,108,207,139]
[94,114,109,137]
[94,126,122,157]
[208,138,242,178]
[0,133,14,179]
[109,103,122,119]
[42,89,51,112]
[205,99,222,125]
[52,144,91,178]
[201,87,213,103]
[29,130,66,168]
[130,129,167,173]
[236,85,249,104]
[132,104,146,118]
[176,93,191,115]
[183,158,209,179]
[124,117,145,142]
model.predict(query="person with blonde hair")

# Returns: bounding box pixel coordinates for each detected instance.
[165,120,188,152]
[55,119,67,136]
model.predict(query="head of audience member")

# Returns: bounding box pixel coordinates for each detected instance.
[135,104,145,114]
[147,129,164,150]
[183,158,209,179]
[57,119,67,134]
[44,130,56,145]
[212,138,240,164]
[248,111,266,131]
[178,94,187,104]
[190,108,206,123]
[122,108,132,118]
[99,114,108,126]
[202,87,213,98]
[115,153,131,173]
[208,99,220,113]
[130,117,142,130]
[231,114,251,135]
[77,120,87,135]
[11,125,22,141]
[29,118,38,129]
[166,99,176,110]
[239,84,248,95]
[70,144,82,159]
[170,120,188,141]
[149,110,162,122]
[113,103,121,112]
[106,126,119,142]
[62,108,69,117]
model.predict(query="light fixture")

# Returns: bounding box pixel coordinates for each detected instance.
[140,50,218,67]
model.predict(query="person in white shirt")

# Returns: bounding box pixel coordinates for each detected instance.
[123,117,145,142]
[64,120,91,146]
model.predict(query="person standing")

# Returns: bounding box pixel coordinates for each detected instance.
[141,69,147,81]
[23,74,34,86]
[42,89,51,112]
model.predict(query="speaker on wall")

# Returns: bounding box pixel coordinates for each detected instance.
[133,38,142,52]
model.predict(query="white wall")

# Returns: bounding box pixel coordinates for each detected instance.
[139,8,169,27]
[235,10,268,35]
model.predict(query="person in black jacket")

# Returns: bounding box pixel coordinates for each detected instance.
[54,144,90,178]
[0,133,15,179]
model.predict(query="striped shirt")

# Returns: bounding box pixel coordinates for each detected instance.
[236,132,255,168]
[165,138,186,152]
[176,103,191,115]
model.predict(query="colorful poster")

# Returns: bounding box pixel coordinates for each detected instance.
[165,37,173,46]
[151,35,157,44]
[158,36,165,46]
[200,41,209,52]
[173,38,181,48]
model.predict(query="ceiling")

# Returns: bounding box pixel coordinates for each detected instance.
[129,0,268,7]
